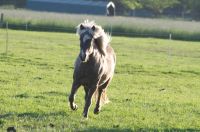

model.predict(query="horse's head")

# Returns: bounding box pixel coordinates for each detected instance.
[77,20,111,62]
[77,23,96,62]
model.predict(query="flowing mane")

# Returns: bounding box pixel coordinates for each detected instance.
[76,20,111,55]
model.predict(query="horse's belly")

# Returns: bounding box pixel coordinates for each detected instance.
[98,71,113,86]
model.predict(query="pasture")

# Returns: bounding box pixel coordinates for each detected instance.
[0,29,200,131]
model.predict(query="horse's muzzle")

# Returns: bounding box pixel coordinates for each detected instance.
[80,55,86,62]
[79,53,87,62]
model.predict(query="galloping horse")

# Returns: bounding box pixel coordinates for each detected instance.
[69,20,116,118]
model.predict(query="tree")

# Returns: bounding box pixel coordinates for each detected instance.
[190,0,200,19]
[139,0,179,16]
[0,0,27,8]
[176,0,193,18]
[177,0,200,19]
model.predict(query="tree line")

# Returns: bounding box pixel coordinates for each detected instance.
[1,0,200,20]
[93,0,200,20]
[0,0,27,8]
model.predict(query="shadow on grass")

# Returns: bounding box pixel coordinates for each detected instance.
[15,93,30,98]
[0,113,13,119]
[115,64,147,75]
[0,111,69,120]
[17,111,69,118]
[0,54,53,69]
[137,128,200,132]
[82,127,200,132]
[81,127,133,132]
[181,70,200,76]
[34,95,45,99]
[42,91,66,96]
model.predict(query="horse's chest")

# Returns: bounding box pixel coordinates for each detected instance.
[78,65,97,81]
[81,67,93,77]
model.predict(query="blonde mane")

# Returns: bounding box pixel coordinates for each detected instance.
[76,20,111,48]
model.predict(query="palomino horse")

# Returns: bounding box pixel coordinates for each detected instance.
[69,20,116,118]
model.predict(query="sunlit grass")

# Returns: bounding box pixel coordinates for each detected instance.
[0,29,200,131]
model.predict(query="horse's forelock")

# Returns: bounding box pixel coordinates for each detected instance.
[77,20,111,38]
[76,20,96,36]
[76,20,112,56]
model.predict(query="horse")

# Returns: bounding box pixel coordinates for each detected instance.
[68,20,116,118]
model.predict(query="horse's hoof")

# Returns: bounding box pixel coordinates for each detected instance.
[81,117,88,121]
[83,116,88,119]
[94,108,100,114]
[83,113,88,119]
[72,104,78,111]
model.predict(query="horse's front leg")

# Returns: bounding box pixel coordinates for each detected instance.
[69,81,81,110]
[84,86,89,101]
[83,85,97,118]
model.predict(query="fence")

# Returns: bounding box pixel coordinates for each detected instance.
[1,7,200,42]
[0,21,173,40]
[0,21,175,57]
[0,23,173,38]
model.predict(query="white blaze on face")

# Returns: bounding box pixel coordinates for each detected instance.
[83,34,92,43]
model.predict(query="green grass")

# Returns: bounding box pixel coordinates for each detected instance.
[1,9,200,41]
[0,29,200,131]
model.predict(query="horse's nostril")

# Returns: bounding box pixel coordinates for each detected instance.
[80,54,86,62]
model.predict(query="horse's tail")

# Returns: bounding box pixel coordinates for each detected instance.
[101,89,110,105]
[94,89,110,106]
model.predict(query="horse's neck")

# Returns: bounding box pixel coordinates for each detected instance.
[89,49,104,63]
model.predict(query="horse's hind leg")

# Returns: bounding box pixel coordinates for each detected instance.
[69,81,81,111]
[93,88,104,114]
[94,78,111,114]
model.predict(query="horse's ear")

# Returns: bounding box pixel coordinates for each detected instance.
[80,24,84,30]
[91,25,95,31]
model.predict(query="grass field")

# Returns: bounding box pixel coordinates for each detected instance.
[1,9,200,41]
[0,29,200,131]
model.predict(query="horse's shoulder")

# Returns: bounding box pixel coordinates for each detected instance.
[106,45,114,53]
[106,44,116,57]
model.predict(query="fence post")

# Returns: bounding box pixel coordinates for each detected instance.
[6,22,8,55]
[26,23,28,31]
[0,13,3,27]
[169,33,172,40]
[168,33,172,68]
